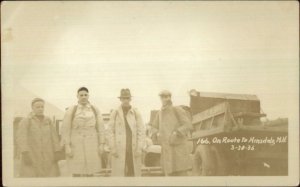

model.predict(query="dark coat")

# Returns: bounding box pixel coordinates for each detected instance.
[152,104,192,174]
[16,113,61,177]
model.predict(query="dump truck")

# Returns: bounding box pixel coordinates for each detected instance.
[188,89,288,176]
[147,90,288,176]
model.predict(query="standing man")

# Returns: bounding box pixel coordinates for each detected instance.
[152,90,193,176]
[61,87,105,177]
[16,98,62,177]
[107,88,145,176]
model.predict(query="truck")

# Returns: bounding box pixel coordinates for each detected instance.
[188,89,288,176]
[147,89,288,176]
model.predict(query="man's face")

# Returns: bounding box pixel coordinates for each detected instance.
[160,95,171,106]
[77,90,89,105]
[120,97,131,107]
[32,101,45,116]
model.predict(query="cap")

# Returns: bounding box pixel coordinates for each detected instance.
[159,90,172,97]
[31,98,45,106]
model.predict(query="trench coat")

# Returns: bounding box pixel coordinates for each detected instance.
[107,106,145,176]
[16,113,61,177]
[61,104,105,175]
[152,104,193,175]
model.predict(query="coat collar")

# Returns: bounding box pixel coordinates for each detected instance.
[77,103,91,109]
[28,112,44,118]
[161,103,173,110]
[28,112,48,123]
[118,105,135,114]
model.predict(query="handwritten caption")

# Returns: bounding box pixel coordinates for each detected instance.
[196,136,287,151]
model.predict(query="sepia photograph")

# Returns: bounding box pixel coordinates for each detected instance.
[1,1,299,186]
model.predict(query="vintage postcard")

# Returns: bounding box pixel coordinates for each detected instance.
[1,1,299,186]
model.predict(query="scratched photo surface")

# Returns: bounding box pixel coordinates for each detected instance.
[1,1,299,186]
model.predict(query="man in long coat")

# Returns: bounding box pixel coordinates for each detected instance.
[16,98,62,177]
[152,90,193,176]
[61,87,105,176]
[107,88,145,176]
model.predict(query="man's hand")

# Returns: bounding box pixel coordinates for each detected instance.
[174,130,183,137]
[54,151,64,163]
[98,144,104,156]
[112,152,119,158]
[22,152,33,165]
[111,147,119,158]
[65,145,73,158]
[135,149,142,157]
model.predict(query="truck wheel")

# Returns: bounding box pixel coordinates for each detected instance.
[192,145,216,176]
[210,146,227,175]
[192,145,227,176]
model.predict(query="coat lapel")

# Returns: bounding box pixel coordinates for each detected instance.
[117,106,125,124]
[117,106,135,131]
[127,108,135,131]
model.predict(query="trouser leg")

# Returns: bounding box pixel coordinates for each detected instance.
[169,170,188,176]
[125,149,134,176]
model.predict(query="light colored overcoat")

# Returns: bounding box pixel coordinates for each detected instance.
[61,104,105,175]
[107,106,145,176]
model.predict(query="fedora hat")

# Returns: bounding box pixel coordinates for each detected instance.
[118,88,132,98]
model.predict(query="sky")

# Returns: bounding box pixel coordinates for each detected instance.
[1,1,299,123]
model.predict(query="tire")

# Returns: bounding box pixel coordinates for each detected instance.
[210,145,227,175]
[144,152,161,167]
[192,145,227,176]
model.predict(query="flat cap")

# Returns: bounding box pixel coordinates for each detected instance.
[31,98,45,106]
[159,90,172,96]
